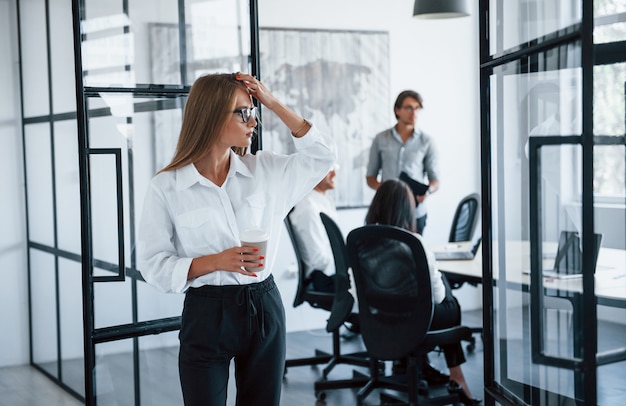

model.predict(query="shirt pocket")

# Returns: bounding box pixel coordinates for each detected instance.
[235,192,267,231]
[175,208,214,250]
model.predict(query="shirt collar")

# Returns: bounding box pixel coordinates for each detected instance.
[228,149,254,179]
[175,150,254,191]
[391,126,419,141]
[175,164,202,191]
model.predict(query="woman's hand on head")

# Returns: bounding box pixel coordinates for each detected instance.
[235,73,278,110]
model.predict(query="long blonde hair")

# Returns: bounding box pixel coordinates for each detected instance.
[160,73,248,173]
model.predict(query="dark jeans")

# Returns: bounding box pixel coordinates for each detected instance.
[179,275,286,406]
[430,274,466,368]
[416,214,427,235]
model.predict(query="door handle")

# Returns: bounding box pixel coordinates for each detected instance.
[89,148,126,282]
[528,135,583,369]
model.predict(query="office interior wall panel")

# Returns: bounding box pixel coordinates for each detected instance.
[94,339,135,402]
[24,123,54,247]
[30,249,58,374]
[49,0,76,115]
[136,282,183,330]
[53,120,81,254]
[79,0,251,88]
[58,257,85,396]
[138,334,182,404]
[488,0,581,56]
[93,276,133,331]
[19,0,50,118]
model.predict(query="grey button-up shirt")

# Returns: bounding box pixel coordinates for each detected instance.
[366,127,439,217]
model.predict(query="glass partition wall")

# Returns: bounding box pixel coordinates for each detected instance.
[480,1,626,405]
[20,0,257,404]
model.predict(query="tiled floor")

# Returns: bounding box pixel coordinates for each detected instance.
[2,308,624,405]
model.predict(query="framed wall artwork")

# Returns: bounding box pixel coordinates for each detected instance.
[259,27,390,208]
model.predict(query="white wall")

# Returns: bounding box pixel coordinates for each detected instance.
[0,0,482,367]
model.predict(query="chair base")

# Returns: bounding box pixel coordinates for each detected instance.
[314,369,371,401]
[284,348,332,370]
[356,357,461,406]
[322,350,370,378]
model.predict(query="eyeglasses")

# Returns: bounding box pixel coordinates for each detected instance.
[401,105,422,112]
[232,106,258,123]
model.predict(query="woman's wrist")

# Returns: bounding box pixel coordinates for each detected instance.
[291,118,311,137]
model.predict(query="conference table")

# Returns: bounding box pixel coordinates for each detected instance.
[433,239,626,401]
[433,239,626,308]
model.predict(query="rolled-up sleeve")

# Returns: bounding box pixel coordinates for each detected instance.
[262,124,337,214]
[137,181,193,293]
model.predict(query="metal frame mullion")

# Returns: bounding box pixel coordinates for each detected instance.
[580,0,597,403]
[70,0,97,404]
[250,0,261,153]
[478,1,500,405]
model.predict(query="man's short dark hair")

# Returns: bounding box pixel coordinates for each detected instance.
[394,90,423,118]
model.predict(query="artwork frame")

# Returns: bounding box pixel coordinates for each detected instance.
[259,27,390,208]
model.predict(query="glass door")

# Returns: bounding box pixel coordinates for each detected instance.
[22,0,257,404]
[480,1,626,405]
[76,1,256,403]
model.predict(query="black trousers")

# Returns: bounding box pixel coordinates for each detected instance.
[178,275,286,406]
[416,214,427,235]
[429,274,466,368]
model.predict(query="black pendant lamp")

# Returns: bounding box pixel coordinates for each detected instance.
[413,0,470,19]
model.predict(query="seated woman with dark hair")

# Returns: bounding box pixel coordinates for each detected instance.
[365,179,481,406]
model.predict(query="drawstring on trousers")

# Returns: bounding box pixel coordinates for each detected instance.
[187,275,274,342]
[237,286,266,340]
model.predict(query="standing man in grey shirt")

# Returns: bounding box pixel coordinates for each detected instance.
[366,90,440,235]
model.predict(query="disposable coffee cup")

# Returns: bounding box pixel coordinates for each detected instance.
[240,228,268,270]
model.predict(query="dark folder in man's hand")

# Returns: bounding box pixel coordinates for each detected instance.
[400,172,429,196]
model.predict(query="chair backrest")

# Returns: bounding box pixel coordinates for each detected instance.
[319,212,355,332]
[346,224,434,360]
[284,215,334,310]
[449,193,480,243]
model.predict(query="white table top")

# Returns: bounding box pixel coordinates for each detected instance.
[433,240,626,305]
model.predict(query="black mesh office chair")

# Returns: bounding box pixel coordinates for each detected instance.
[283,215,334,370]
[347,224,471,405]
[311,213,373,398]
[448,193,480,243]
[284,214,370,396]
[446,193,482,352]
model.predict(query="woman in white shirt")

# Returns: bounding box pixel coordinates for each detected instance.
[365,179,480,406]
[138,72,336,406]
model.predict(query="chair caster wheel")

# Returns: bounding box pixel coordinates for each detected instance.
[315,391,326,400]
[466,342,475,352]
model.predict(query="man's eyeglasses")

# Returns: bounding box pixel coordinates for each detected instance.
[401,105,422,112]
[233,106,258,123]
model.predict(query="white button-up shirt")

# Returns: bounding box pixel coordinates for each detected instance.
[138,125,336,293]
[366,127,439,218]
[288,190,339,277]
